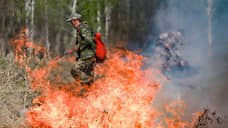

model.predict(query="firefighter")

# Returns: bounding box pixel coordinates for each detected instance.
[66,13,96,85]
[155,30,185,75]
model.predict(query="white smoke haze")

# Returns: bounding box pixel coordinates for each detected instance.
[145,0,228,125]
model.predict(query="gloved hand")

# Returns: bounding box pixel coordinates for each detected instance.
[67,50,73,54]
[55,56,61,60]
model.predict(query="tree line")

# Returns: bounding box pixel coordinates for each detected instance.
[0,0,165,58]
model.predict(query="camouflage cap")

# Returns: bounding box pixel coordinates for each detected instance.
[66,13,82,22]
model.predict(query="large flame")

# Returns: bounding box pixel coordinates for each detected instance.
[10,27,192,128]
[9,27,46,66]
[26,50,165,128]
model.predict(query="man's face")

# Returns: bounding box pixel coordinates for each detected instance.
[71,19,80,28]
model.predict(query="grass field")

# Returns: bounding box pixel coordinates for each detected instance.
[0,55,33,128]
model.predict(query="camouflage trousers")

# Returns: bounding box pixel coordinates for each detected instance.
[71,58,96,85]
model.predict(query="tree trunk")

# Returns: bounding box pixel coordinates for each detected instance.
[25,0,31,27]
[1,15,5,37]
[31,0,35,42]
[72,0,77,15]
[55,31,62,56]
[67,0,77,52]
[10,2,15,34]
[0,1,4,56]
[207,0,213,55]
[55,2,64,56]
[1,1,5,37]
[105,0,111,45]
[126,0,130,41]
[97,2,102,33]
[25,0,34,56]
[45,0,50,59]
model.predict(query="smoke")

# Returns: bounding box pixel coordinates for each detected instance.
[145,0,228,125]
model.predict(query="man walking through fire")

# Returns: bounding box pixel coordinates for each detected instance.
[155,29,185,76]
[66,13,96,85]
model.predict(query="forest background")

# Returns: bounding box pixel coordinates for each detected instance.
[0,0,164,57]
[0,0,228,127]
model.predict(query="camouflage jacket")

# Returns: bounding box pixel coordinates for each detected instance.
[76,22,96,60]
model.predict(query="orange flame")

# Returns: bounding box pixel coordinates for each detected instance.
[9,27,199,128]
[25,49,164,128]
[9,26,46,66]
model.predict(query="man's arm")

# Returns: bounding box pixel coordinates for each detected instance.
[55,45,79,60]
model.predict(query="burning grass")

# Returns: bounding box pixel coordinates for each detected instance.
[25,49,164,128]
[1,27,223,128]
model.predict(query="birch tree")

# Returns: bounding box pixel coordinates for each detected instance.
[25,0,34,40]
[72,0,78,15]
[97,1,102,33]
[45,0,50,59]
[25,0,31,27]
[25,0,35,56]
[31,0,35,42]
[67,0,78,52]
[105,0,111,44]
[206,0,214,55]
[1,0,5,37]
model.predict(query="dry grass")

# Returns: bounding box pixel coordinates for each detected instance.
[0,55,33,128]
[0,55,76,128]
[193,109,223,128]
